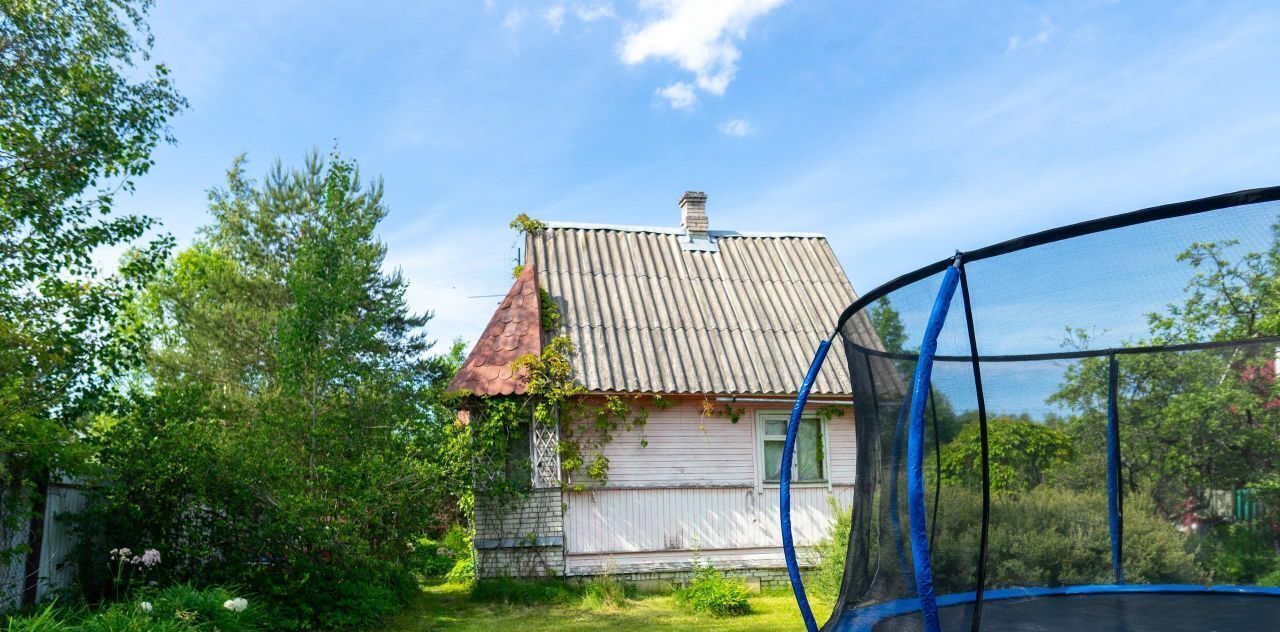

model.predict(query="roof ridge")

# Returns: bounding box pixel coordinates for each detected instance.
[542,220,828,239]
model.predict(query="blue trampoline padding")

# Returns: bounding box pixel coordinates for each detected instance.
[905,265,961,632]
[829,584,1280,632]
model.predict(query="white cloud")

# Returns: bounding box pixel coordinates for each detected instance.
[545,4,566,32]
[483,0,496,13]
[656,81,697,109]
[574,2,615,22]
[502,8,525,31]
[621,0,786,108]
[1007,16,1056,52]
[719,118,755,136]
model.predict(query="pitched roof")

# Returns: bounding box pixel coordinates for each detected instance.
[526,222,864,396]
[447,265,542,396]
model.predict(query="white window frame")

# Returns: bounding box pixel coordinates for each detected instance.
[756,411,830,488]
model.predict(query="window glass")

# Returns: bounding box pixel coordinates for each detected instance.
[761,415,825,483]
[796,419,823,481]
[764,440,784,480]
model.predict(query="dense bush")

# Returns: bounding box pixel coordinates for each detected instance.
[413,525,475,580]
[674,564,751,617]
[3,585,261,631]
[68,154,462,629]
[1196,524,1280,584]
[580,575,637,610]
[811,498,852,601]
[929,486,1203,591]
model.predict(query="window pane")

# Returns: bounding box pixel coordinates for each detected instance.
[765,419,787,436]
[764,440,784,481]
[796,419,824,481]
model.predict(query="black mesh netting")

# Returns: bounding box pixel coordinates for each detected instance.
[822,188,1280,631]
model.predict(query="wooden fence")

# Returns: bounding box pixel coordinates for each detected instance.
[1,481,88,611]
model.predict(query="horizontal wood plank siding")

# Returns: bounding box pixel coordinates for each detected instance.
[574,396,855,487]
[563,485,853,555]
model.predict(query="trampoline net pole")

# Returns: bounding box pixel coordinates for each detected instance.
[782,338,833,632]
[958,260,991,632]
[1107,354,1126,584]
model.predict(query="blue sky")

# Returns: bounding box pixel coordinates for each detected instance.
[125,0,1280,349]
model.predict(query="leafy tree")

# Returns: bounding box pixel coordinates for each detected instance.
[869,297,909,355]
[1050,231,1280,518]
[940,415,1073,493]
[0,0,182,594]
[82,151,454,628]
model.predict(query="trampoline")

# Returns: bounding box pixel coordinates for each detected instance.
[778,187,1280,631]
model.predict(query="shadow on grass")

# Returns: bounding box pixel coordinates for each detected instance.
[383,580,826,632]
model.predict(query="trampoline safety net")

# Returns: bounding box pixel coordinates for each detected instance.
[781,187,1280,632]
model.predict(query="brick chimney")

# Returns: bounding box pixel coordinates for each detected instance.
[679,191,709,240]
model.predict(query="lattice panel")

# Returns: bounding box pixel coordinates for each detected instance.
[531,415,560,488]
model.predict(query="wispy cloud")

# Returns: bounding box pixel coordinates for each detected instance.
[656,81,697,109]
[1007,16,1056,52]
[621,0,786,109]
[719,118,755,136]
[738,9,1280,294]
[502,8,525,31]
[574,2,615,23]
[545,4,566,32]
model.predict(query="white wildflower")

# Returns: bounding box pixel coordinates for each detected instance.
[139,601,152,613]
[223,597,248,612]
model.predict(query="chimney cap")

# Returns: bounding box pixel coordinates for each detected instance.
[679,191,708,206]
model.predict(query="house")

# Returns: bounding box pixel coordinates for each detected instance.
[449,191,874,589]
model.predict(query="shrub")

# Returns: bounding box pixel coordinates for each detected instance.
[446,555,476,585]
[580,574,637,610]
[811,497,852,601]
[675,564,751,617]
[929,486,1204,592]
[249,560,415,631]
[1196,524,1280,584]
[1259,568,1280,587]
[411,537,457,579]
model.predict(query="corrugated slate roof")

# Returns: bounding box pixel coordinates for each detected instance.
[527,222,870,396]
[448,265,542,396]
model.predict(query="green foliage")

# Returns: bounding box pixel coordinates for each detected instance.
[579,575,637,610]
[811,497,852,601]
[75,151,453,629]
[1260,568,1280,587]
[446,556,477,586]
[869,298,909,355]
[1,585,262,631]
[508,214,547,235]
[0,0,183,586]
[940,416,1073,493]
[1196,524,1280,583]
[1051,230,1280,517]
[412,525,474,580]
[674,564,751,617]
[929,486,1203,592]
[538,288,561,332]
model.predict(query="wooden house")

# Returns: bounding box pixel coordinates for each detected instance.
[448,192,874,588]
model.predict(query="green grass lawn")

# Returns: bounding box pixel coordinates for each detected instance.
[385,581,831,631]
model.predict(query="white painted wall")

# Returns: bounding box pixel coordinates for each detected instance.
[560,396,856,575]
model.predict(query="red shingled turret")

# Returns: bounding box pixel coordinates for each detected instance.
[447,265,542,396]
